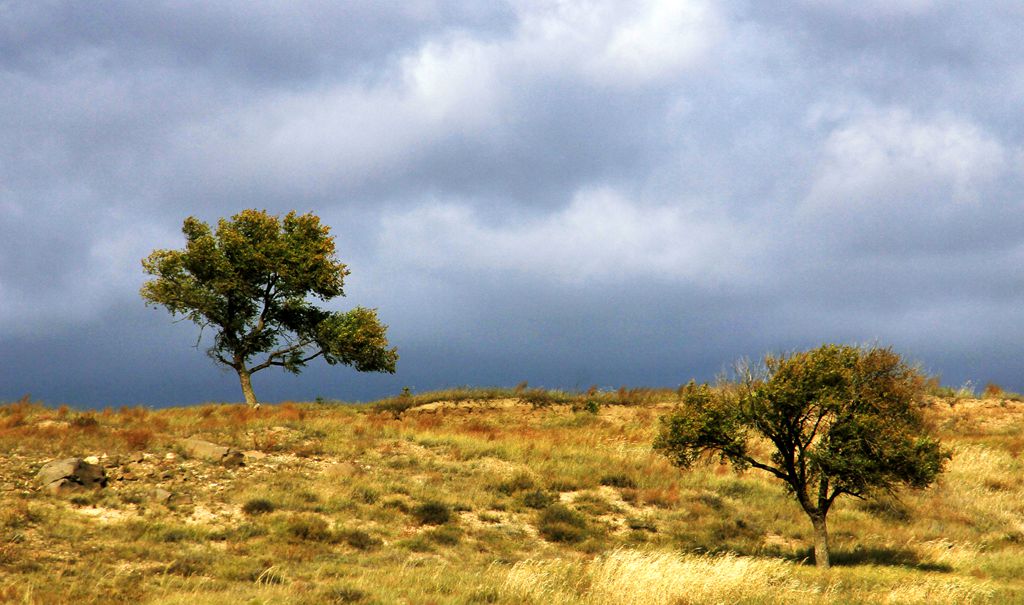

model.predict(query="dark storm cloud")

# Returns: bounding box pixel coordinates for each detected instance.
[2,0,1024,407]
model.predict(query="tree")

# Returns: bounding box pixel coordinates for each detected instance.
[141,209,397,408]
[653,344,949,568]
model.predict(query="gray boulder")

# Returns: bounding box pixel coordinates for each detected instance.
[180,438,244,467]
[36,458,107,495]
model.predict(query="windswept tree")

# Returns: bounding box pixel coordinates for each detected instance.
[141,209,397,408]
[654,344,949,568]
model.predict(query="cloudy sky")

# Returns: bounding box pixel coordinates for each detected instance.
[2,1,1023,407]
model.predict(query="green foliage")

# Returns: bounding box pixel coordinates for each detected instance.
[141,209,397,405]
[654,344,951,568]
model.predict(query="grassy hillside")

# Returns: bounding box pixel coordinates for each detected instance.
[1,390,1022,604]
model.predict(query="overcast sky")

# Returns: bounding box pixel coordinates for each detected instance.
[2,1,1023,407]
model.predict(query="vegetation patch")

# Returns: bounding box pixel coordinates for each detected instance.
[537,504,590,544]
[412,501,452,525]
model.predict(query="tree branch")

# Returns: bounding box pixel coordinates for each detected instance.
[249,339,317,373]
[744,456,789,482]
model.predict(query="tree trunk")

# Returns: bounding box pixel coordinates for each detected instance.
[810,514,831,569]
[237,367,260,409]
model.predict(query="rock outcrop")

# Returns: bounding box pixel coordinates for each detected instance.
[36,458,107,495]
[180,438,245,467]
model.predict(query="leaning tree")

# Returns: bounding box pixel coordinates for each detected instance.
[654,344,949,568]
[141,209,397,407]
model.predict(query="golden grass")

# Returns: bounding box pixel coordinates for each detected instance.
[0,392,1022,603]
[501,548,994,604]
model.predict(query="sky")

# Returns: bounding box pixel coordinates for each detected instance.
[2,1,1024,408]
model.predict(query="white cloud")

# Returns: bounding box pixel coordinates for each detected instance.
[512,0,722,86]
[181,0,723,195]
[804,107,1006,213]
[376,187,757,285]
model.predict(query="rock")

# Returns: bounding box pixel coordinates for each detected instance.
[83,455,100,465]
[181,438,245,467]
[35,458,107,495]
[164,452,177,461]
[242,450,268,460]
[325,462,359,479]
[152,488,192,506]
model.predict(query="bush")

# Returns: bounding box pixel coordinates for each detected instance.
[242,498,275,515]
[495,472,535,495]
[984,382,1005,398]
[412,501,451,525]
[537,504,589,543]
[522,489,557,509]
[321,586,369,604]
[599,474,637,489]
[626,515,658,532]
[337,529,381,551]
[426,525,462,545]
[282,514,332,542]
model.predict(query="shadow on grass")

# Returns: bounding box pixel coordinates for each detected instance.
[782,547,953,572]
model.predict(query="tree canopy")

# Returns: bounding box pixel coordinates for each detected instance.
[654,344,949,568]
[141,209,397,407]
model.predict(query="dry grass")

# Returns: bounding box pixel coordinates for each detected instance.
[0,392,1021,603]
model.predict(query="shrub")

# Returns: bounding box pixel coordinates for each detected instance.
[984,382,1005,398]
[70,413,100,430]
[120,428,153,450]
[282,514,332,542]
[626,515,658,532]
[522,489,557,510]
[337,529,381,551]
[412,501,452,525]
[242,498,275,515]
[599,474,637,489]
[496,472,535,495]
[352,486,379,504]
[322,586,369,603]
[548,479,580,492]
[537,504,589,543]
[427,525,462,545]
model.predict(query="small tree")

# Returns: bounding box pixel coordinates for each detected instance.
[654,344,949,568]
[141,209,397,407]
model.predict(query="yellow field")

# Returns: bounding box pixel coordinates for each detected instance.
[0,392,1022,603]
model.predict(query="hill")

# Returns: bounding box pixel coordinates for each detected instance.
[1,391,1022,603]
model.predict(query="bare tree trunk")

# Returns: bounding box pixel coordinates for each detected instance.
[237,367,260,409]
[811,515,830,569]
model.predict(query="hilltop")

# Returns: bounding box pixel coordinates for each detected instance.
[1,390,1022,604]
